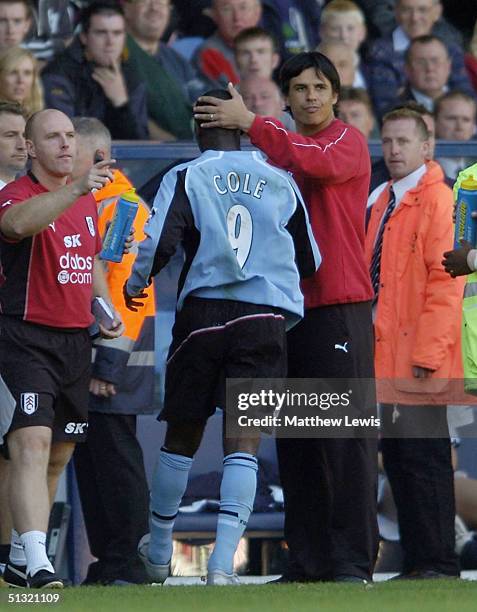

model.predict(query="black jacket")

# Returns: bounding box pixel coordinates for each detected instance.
[41,38,149,140]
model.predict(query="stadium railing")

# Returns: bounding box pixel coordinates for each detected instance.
[111,140,477,191]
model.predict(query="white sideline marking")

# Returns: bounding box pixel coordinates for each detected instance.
[151,571,477,586]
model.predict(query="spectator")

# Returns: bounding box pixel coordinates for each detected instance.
[122,0,205,141]
[318,40,356,87]
[239,75,294,129]
[399,35,452,111]
[0,101,25,188]
[261,0,322,61]
[71,117,155,586]
[172,0,322,62]
[367,0,472,119]
[0,100,26,579]
[0,0,32,52]
[23,0,78,64]
[356,0,464,45]
[435,90,477,179]
[369,100,436,192]
[0,108,122,589]
[319,0,369,89]
[194,52,379,584]
[338,86,377,139]
[0,46,43,116]
[234,26,279,80]
[41,1,149,140]
[366,108,463,580]
[192,0,262,87]
[125,88,320,586]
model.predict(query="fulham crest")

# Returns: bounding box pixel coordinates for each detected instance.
[21,392,38,415]
[85,216,95,237]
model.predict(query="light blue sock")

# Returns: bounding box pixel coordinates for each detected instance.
[208,453,258,574]
[148,447,193,565]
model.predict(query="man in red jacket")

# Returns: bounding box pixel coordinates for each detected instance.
[194,52,378,583]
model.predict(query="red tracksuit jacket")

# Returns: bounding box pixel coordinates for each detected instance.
[248,115,373,309]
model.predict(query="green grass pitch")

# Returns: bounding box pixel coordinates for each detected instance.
[2,580,477,612]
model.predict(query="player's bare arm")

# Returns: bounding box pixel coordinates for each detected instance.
[0,159,115,240]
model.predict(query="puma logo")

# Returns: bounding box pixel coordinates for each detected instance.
[334,342,349,353]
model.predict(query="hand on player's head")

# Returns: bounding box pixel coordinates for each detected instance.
[193,83,255,131]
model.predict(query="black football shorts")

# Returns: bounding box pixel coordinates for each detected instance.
[0,316,91,446]
[160,297,287,423]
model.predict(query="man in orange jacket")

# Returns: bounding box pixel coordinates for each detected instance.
[71,117,156,584]
[365,107,464,579]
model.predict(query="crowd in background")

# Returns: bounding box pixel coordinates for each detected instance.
[0,0,476,170]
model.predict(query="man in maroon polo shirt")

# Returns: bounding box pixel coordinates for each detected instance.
[0,109,123,588]
[194,52,378,583]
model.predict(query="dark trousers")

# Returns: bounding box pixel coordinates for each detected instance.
[381,404,459,576]
[74,413,150,584]
[277,302,379,580]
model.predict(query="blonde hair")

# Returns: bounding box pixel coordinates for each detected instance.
[0,46,44,117]
[321,0,365,25]
[382,108,430,141]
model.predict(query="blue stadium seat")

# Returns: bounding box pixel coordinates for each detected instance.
[170,37,204,61]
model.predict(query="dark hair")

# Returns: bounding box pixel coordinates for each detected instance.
[194,89,240,148]
[194,88,232,127]
[404,34,448,64]
[0,100,27,120]
[339,87,373,111]
[24,110,39,140]
[434,89,477,118]
[279,52,340,97]
[382,108,430,140]
[234,27,277,53]
[80,0,124,33]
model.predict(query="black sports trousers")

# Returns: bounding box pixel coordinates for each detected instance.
[380,404,459,576]
[277,301,379,581]
[73,413,150,584]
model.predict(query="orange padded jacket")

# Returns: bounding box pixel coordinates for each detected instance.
[365,161,465,405]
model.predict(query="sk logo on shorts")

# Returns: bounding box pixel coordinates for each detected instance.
[21,393,38,415]
[85,216,96,237]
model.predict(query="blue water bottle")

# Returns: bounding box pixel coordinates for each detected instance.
[100,189,139,263]
[454,176,477,249]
